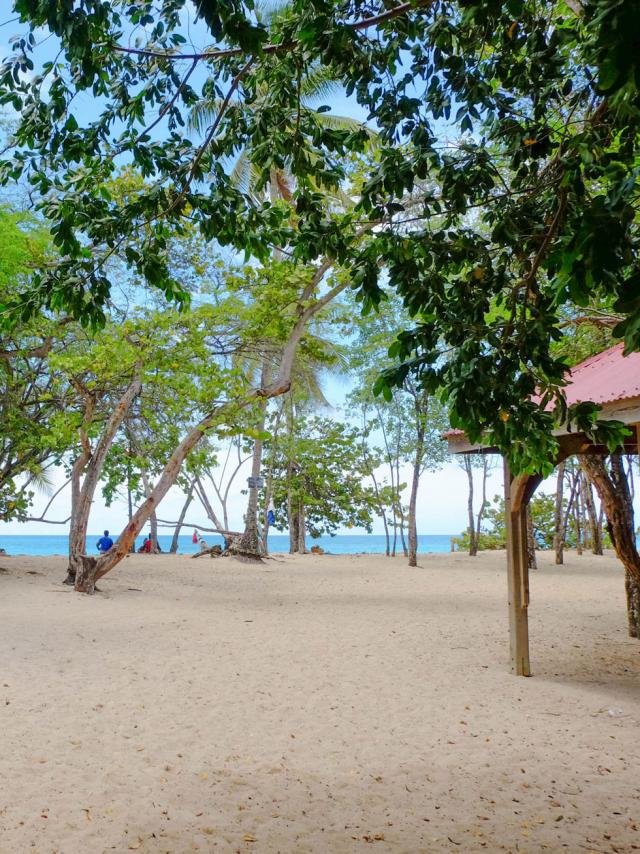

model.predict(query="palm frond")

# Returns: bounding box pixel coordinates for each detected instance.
[28,467,55,495]
[188,97,228,135]
[300,65,343,101]
[255,0,292,26]
[307,110,376,136]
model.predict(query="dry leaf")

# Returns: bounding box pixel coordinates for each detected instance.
[243,833,257,842]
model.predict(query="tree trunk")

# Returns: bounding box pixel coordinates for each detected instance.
[239,359,270,556]
[407,425,425,567]
[68,375,141,588]
[526,505,537,570]
[194,475,231,546]
[574,470,583,556]
[580,453,640,638]
[463,457,476,556]
[553,461,565,565]
[297,498,306,554]
[67,477,92,584]
[580,466,603,555]
[141,469,161,553]
[625,571,640,641]
[169,480,195,553]
[475,457,489,545]
[289,511,299,554]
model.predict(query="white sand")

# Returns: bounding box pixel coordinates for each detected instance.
[1,549,639,853]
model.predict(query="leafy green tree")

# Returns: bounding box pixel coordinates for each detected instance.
[2,1,639,475]
[0,205,71,521]
[264,411,377,551]
[347,291,449,564]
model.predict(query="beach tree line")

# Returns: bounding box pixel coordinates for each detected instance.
[0,0,639,608]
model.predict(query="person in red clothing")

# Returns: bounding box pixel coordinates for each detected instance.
[138,535,152,553]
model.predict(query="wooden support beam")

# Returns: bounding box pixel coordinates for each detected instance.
[504,459,532,676]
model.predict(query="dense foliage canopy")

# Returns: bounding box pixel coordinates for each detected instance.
[1,1,639,472]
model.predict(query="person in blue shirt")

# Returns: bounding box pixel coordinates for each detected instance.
[96,530,114,553]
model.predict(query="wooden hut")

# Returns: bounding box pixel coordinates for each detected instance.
[446,343,640,676]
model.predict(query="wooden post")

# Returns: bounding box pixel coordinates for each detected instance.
[503,458,531,676]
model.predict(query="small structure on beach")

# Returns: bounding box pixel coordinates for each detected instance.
[446,344,640,676]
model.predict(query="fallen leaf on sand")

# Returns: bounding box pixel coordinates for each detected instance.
[243,833,257,842]
[128,841,142,850]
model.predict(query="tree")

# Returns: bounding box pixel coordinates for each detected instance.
[48,301,244,587]
[459,455,492,557]
[580,453,640,639]
[264,411,377,551]
[0,205,70,521]
[2,2,639,476]
[347,292,448,563]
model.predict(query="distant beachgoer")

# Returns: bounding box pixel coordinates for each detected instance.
[143,536,152,553]
[96,530,114,553]
[199,538,209,552]
[192,530,198,544]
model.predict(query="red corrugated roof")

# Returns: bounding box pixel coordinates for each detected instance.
[444,343,640,438]
[549,342,640,407]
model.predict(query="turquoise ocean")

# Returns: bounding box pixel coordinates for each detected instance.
[0,533,455,556]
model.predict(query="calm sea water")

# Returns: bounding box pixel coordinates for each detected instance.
[0,533,455,556]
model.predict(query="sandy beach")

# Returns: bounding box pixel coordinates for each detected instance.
[1,549,639,853]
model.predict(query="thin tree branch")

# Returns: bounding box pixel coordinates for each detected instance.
[110,1,433,62]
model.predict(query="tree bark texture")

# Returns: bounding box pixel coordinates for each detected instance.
[526,505,537,570]
[239,358,270,556]
[407,425,425,567]
[579,466,603,555]
[463,457,477,556]
[69,375,141,591]
[579,453,640,638]
[553,461,565,565]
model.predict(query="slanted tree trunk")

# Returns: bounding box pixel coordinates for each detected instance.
[194,475,232,548]
[580,453,640,639]
[170,479,195,553]
[580,466,603,555]
[553,461,565,565]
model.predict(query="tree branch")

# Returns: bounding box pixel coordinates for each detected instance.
[110,1,433,62]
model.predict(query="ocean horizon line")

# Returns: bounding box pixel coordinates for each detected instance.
[0,532,458,557]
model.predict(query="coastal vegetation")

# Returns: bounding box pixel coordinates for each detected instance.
[0,0,638,616]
